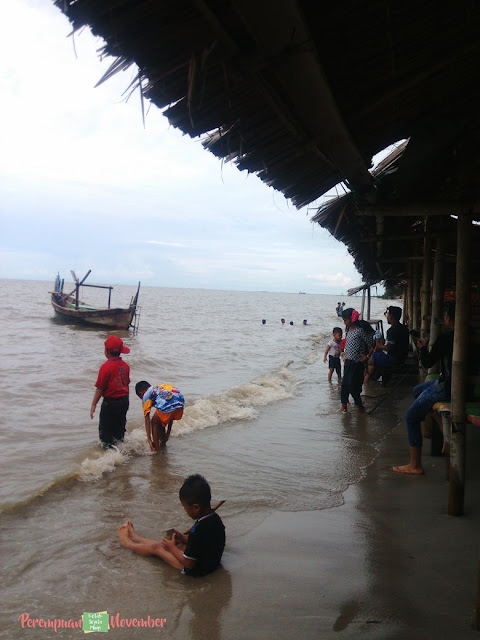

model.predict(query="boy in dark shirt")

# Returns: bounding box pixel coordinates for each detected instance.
[90,336,130,447]
[365,306,409,382]
[119,474,225,576]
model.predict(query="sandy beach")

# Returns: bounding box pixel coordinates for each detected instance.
[10,373,480,640]
[226,389,480,640]
[199,376,480,640]
[92,375,480,640]
[3,284,479,639]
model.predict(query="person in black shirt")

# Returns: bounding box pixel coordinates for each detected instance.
[118,474,225,576]
[393,303,455,475]
[365,306,409,382]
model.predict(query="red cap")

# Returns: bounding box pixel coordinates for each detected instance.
[104,336,130,354]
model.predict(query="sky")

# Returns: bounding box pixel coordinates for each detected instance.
[0,0,374,294]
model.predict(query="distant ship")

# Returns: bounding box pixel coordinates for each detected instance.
[298,291,306,294]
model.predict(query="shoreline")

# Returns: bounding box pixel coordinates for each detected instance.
[4,358,480,638]
[221,381,480,639]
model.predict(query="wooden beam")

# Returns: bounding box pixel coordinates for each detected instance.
[429,228,447,355]
[412,263,420,331]
[356,203,476,217]
[420,219,432,338]
[449,214,471,516]
[230,0,374,193]
[378,256,456,263]
[358,231,450,243]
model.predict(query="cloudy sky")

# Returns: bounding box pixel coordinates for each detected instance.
[0,0,369,294]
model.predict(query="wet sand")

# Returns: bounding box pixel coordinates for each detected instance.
[5,372,480,639]
[221,382,480,640]
[102,376,480,640]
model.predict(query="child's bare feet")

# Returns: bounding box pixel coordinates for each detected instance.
[392,464,424,475]
[126,520,140,541]
[339,404,348,412]
[118,523,131,547]
[355,405,365,413]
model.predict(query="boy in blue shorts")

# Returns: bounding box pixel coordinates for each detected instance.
[323,327,343,382]
[135,381,185,452]
[118,474,225,577]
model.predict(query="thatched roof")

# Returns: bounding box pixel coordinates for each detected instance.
[53,0,480,283]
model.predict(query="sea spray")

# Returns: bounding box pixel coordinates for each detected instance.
[78,366,298,480]
[78,429,149,481]
[175,366,298,435]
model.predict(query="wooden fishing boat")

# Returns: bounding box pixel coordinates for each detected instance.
[51,270,140,330]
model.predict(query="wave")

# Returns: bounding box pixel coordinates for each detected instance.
[1,365,300,505]
[79,365,298,480]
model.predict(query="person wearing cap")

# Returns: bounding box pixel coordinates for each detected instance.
[90,336,130,447]
[364,306,409,382]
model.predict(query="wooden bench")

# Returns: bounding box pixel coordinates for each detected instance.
[430,401,480,474]
[377,355,417,387]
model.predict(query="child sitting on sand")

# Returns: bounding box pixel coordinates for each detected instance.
[323,327,343,382]
[119,474,225,577]
[135,381,185,452]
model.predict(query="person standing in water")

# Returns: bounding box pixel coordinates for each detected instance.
[340,309,373,413]
[90,336,130,448]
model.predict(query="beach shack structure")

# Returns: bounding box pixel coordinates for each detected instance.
[53,0,480,623]
[53,0,480,508]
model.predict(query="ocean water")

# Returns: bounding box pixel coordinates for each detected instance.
[0,279,399,637]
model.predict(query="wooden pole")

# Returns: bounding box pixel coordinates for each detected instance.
[428,230,447,372]
[449,214,471,517]
[420,219,432,338]
[407,262,414,330]
[367,287,371,321]
[412,263,420,331]
[360,289,366,320]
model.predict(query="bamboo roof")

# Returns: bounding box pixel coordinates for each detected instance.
[53,0,480,283]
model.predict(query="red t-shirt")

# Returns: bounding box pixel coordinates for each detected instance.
[95,357,130,398]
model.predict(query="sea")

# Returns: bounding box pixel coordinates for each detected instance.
[0,279,399,638]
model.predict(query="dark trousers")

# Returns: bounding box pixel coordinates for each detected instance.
[341,360,364,407]
[99,396,129,446]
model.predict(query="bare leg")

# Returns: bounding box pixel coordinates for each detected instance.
[125,521,186,552]
[328,368,333,383]
[339,404,348,412]
[151,413,166,450]
[165,419,173,444]
[118,522,183,569]
[393,446,424,475]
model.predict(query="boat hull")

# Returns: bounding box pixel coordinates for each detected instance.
[51,296,135,330]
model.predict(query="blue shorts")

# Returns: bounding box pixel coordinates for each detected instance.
[371,351,393,368]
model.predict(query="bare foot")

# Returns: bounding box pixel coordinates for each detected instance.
[392,464,424,475]
[355,406,365,413]
[126,520,140,542]
[118,524,131,548]
[339,405,348,412]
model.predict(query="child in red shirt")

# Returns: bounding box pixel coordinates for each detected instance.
[90,336,130,447]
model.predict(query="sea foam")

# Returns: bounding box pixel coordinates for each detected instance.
[78,366,298,480]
